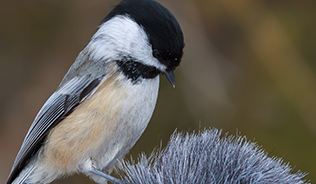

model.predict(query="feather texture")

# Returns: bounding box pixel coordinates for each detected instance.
[7,75,104,184]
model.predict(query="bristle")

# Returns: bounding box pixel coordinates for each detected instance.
[118,128,309,184]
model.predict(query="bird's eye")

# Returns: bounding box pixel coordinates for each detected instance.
[153,49,162,59]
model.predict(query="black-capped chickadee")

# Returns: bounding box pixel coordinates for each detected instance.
[7,0,184,183]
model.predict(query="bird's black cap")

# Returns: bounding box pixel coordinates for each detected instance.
[102,0,184,72]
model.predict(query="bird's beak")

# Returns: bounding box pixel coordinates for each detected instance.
[164,71,176,88]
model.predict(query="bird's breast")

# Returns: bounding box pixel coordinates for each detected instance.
[42,74,160,173]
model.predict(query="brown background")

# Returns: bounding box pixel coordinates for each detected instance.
[1,0,316,183]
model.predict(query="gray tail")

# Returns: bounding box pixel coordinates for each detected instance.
[9,161,36,184]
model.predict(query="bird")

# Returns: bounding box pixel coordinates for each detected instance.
[119,128,308,184]
[7,0,184,183]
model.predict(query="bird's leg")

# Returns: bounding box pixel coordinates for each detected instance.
[90,167,121,184]
[79,158,121,184]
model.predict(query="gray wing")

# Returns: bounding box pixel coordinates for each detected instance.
[7,74,105,184]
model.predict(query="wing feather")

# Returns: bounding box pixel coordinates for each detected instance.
[7,75,105,184]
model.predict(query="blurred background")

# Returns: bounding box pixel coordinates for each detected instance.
[1,0,316,183]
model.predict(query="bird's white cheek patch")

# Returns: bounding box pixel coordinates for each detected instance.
[89,15,166,71]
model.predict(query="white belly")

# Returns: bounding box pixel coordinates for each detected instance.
[91,75,160,170]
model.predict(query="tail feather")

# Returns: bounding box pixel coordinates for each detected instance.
[10,164,35,184]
